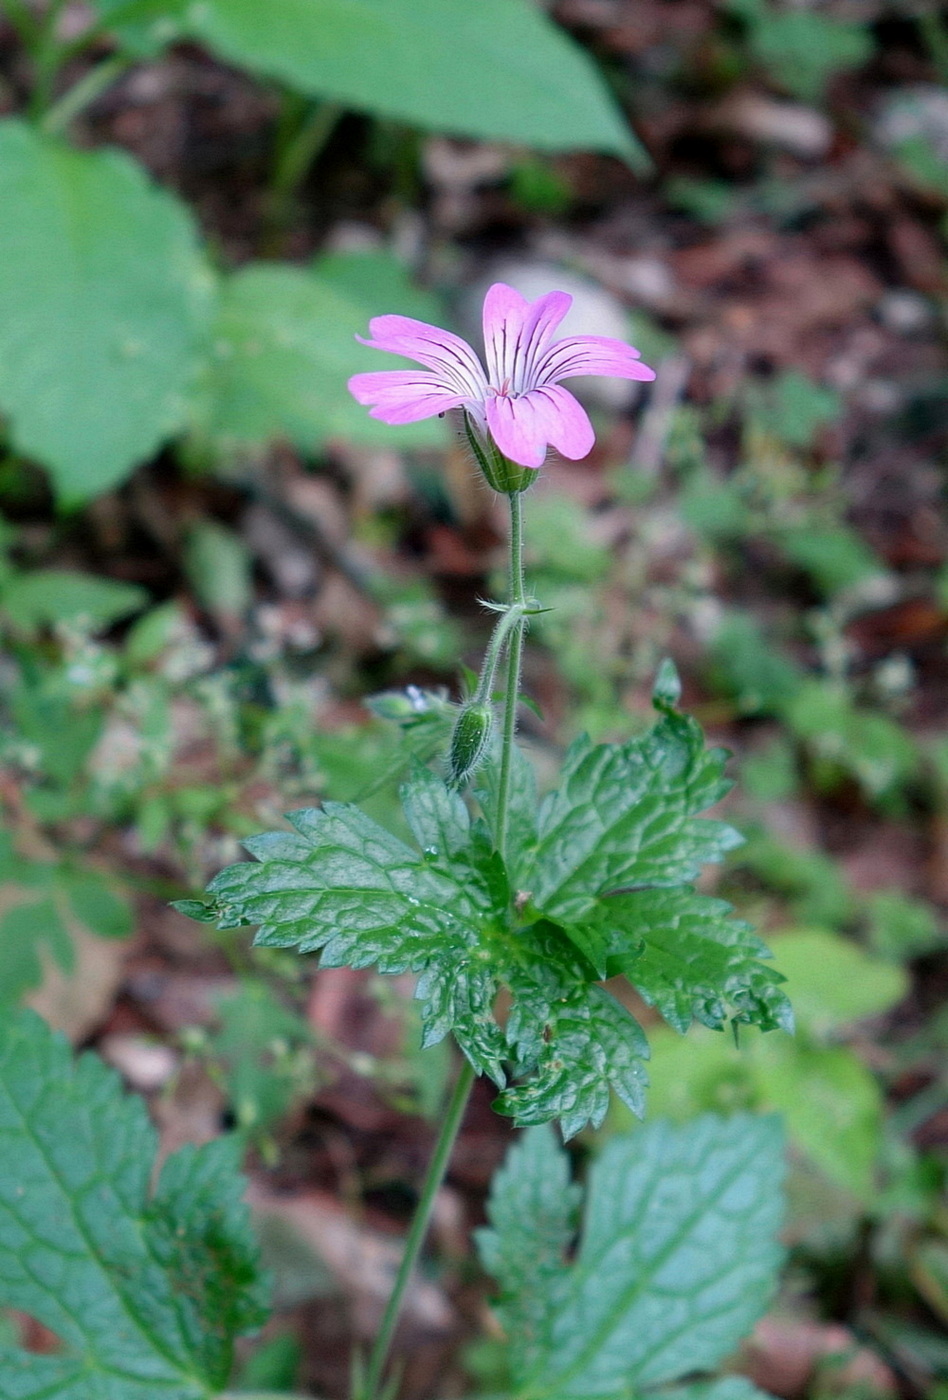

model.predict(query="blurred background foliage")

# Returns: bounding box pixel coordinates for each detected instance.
[0,0,946,1396]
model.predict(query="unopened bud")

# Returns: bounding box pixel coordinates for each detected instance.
[448,701,494,788]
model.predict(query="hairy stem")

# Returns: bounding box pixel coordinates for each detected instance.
[358,1057,476,1400]
[496,490,526,859]
[356,485,528,1398]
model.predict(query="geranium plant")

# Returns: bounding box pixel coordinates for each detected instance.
[170,283,794,1397]
[0,285,794,1400]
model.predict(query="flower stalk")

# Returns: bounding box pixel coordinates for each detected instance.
[357,483,531,1400]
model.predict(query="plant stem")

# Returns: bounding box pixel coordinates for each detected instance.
[356,486,528,1398]
[495,490,526,860]
[28,0,68,118]
[0,0,41,49]
[359,1056,476,1400]
[41,51,132,134]
[262,96,343,252]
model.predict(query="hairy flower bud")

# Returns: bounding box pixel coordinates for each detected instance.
[448,701,494,788]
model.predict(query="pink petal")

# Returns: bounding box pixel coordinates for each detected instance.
[355,315,487,400]
[482,283,573,395]
[534,384,596,460]
[348,370,468,424]
[485,384,594,469]
[535,335,657,385]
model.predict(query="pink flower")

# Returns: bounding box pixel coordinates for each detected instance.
[348,282,656,470]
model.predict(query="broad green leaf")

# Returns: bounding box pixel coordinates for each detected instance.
[0,570,148,633]
[529,709,743,922]
[748,369,841,450]
[708,613,804,717]
[0,121,212,501]
[0,1008,268,1397]
[640,1026,759,1126]
[197,254,446,452]
[211,982,315,1137]
[770,929,907,1033]
[754,1037,882,1202]
[601,889,792,1035]
[478,1114,785,1399]
[778,524,883,597]
[642,930,893,1203]
[865,890,944,961]
[180,0,641,158]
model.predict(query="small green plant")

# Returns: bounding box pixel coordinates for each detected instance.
[0,282,795,1400]
[728,0,875,103]
[168,282,793,1396]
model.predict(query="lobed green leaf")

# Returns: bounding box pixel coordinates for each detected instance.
[597,888,793,1034]
[479,1114,785,1400]
[0,1009,268,1397]
[184,692,789,1135]
[528,711,743,923]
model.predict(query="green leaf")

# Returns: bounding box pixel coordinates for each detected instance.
[600,888,792,1035]
[183,520,253,621]
[708,613,804,717]
[529,709,743,922]
[206,769,510,1080]
[747,8,873,103]
[474,1125,580,1378]
[778,524,883,597]
[210,983,315,1138]
[189,766,652,1133]
[785,680,918,799]
[748,369,841,450]
[89,0,188,55]
[768,929,907,1034]
[499,923,650,1137]
[188,696,773,1136]
[59,869,134,941]
[478,1114,785,1399]
[180,0,640,158]
[197,253,446,452]
[864,890,944,961]
[0,845,134,1005]
[668,1382,775,1400]
[0,1008,268,1397]
[0,570,149,633]
[0,121,212,501]
[754,1037,882,1202]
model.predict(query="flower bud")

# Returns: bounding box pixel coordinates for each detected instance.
[448,701,494,788]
